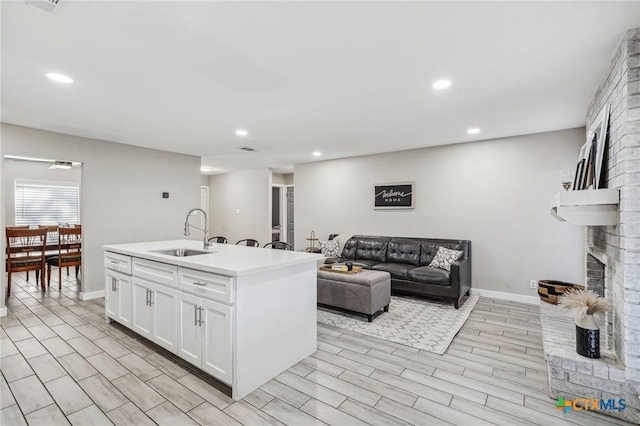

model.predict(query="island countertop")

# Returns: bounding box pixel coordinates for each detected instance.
[103,239,322,277]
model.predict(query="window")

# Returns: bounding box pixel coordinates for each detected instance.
[15,181,80,226]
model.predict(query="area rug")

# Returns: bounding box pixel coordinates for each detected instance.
[317,294,479,355]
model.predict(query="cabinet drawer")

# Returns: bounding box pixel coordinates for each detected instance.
[133,258,178,287]
[104,252,132,275]
[178,268,233,304]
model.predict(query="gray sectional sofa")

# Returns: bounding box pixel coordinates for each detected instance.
[325,235,472,308]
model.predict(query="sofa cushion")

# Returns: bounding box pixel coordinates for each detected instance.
[387,240,421,266]
[372,262,414,279]
[352,259,382,269]
[341,237,358,260]
[428,246,463,272]
[319,240,340,257]
[356,239,387,262]
[419,242,438,266]
[407,266,451,285]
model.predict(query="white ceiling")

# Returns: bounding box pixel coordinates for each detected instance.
[2,1,639,174]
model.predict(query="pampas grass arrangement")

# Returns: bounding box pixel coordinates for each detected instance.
[558,288,611,322]
[559,288,611,358]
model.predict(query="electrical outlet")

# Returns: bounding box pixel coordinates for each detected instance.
[529,280,537,289]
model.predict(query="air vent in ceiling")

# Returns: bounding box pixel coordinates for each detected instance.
[25,0,59,13]
[239,147,257,152]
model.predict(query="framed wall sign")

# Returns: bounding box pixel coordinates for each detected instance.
[373,182,414,209]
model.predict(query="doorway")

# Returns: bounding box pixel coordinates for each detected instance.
[270,184,294,248]
[286,186,294,248]
[3,155,83,298]
[200,185,209,230]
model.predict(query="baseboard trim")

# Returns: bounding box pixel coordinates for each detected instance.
[0,306,7,317]
[470,288,540,305]
[80,290,105,301]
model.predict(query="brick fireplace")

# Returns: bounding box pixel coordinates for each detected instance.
[541,28,640,423]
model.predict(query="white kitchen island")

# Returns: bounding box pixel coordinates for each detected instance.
[103,239,320,400]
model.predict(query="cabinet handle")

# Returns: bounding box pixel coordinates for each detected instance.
[193,281,208,286]
[198,307,204,326]
[149,290,154,305]
[194,305,198,326]
[111,277,116,292]
[109,260,120,265]
[145,289,150,306]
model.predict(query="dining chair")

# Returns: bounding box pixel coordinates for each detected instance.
[263,241,293,251]
[37,225,60,280]
[208,236,228,244]
[38,224,59,242]
[6,226,33,281]
[6,227,48,296]
[46,227,82,290]
[51,224,81,276]
[236,239,259,247]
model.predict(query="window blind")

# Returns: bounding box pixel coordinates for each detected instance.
[15,181,80,226]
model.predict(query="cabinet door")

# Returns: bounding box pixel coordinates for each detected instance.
[105,271,119,321]
[201,298,232,384]
[132,278,153,339]
[116,274,132,328]
[177,292,202,367]
[151,283,177,353]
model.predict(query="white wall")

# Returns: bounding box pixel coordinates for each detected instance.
[4,159,82,226]
[294,128,585,296]
[1,124,201,298]
[208,168,271,246]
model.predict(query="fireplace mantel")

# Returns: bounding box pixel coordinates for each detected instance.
[550,189,619,226]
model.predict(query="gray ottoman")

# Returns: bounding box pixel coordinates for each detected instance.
[317,268,391,322]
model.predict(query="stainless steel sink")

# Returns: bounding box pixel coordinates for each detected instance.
[151,248,211,257]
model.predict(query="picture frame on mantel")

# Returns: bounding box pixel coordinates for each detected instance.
[373,182,414,209]
[588,103,610,190]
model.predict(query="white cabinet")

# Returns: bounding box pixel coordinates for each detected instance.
[104,252,132,275]
[132,278,153,339]
[103,243,319,401]
[177,292,232,384]
[132,277,178,353]
[133,258,178,287]
[178,268,233,304]
[105,269,132,328]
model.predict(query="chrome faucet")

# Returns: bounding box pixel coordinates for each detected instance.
[184,208,210,249]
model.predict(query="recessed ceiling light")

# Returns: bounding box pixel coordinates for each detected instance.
[312,151,322,157]
[235,129,248,137]
[45,73,73,84]
[467,128,481,135]
[432,79,451,90]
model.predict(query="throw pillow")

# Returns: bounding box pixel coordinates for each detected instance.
[320,240,340,257]
[428,246,463,271]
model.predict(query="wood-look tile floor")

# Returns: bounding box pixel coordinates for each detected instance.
[1,272,632,425]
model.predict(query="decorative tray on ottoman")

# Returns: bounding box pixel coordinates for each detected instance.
[319,264,363,274]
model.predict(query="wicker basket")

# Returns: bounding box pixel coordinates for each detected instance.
[537,280,585,305]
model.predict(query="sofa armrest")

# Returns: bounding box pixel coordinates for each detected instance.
[450,257,471,297]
